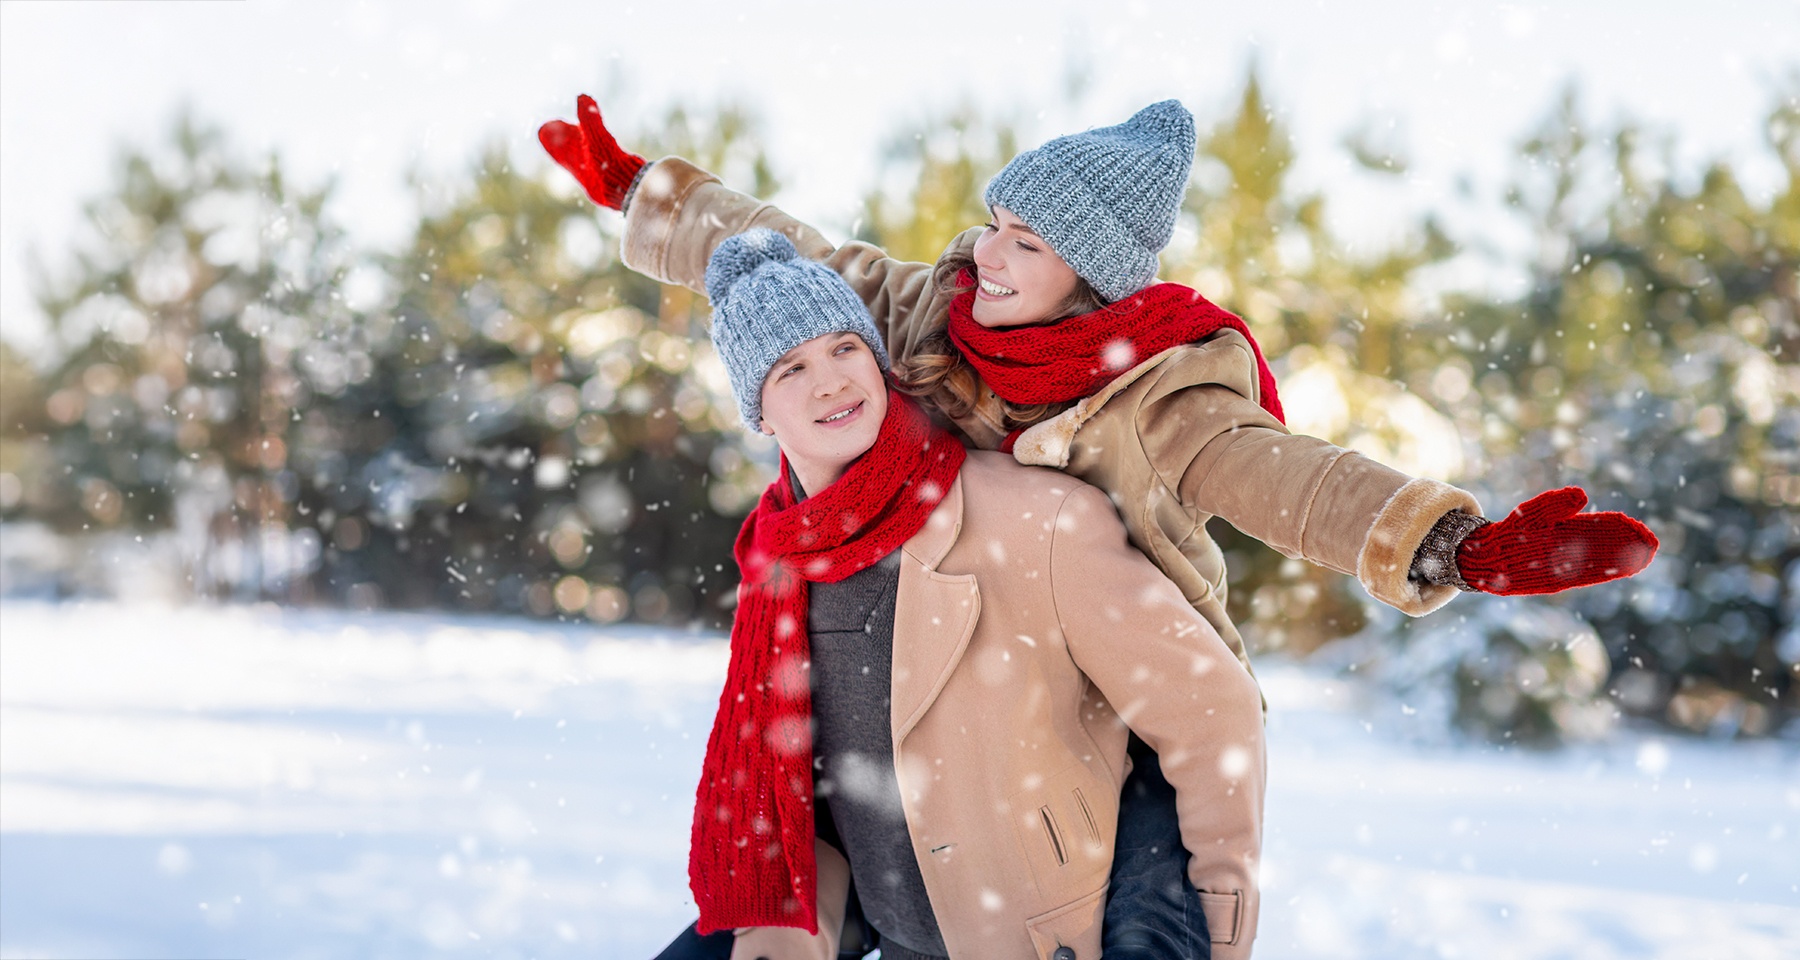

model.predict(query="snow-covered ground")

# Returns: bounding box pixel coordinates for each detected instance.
[2,601,1796,959]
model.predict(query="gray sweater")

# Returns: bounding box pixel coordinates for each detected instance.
[809,548,947,960]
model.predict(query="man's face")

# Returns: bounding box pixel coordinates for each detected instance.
[758,332,888,493]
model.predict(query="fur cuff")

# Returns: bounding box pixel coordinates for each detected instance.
[1357,478,1483,616]
[1011,400,1088,468]
[619,157,717,286]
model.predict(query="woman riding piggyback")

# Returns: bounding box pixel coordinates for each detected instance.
[540,94,1659,677]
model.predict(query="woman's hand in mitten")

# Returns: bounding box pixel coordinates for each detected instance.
[538,94,647,211]
[1456,486,1658,595]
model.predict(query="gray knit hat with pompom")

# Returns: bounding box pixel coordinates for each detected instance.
[705,228,890,427]
[983,99,1195,302]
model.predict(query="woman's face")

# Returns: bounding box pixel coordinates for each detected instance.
[969,205,1082,328]
[758,332,889,494]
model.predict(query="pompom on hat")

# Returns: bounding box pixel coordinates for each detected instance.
[983,99,1196,302]
[705,228,891,427]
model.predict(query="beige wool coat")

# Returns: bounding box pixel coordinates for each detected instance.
[622,156,1484,679]
[729,451,1265,960]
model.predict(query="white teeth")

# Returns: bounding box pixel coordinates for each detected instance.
[820,406,855,423]
[979,278,1015,297]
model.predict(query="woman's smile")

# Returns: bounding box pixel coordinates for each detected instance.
[976,277,1016,299]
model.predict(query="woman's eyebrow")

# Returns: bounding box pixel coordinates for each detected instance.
[1002,220,1046,240]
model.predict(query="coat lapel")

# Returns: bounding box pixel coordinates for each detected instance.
[890,473,981,746]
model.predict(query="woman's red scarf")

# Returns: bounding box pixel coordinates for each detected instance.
[689,388,965,934]
[946,271,1286,424]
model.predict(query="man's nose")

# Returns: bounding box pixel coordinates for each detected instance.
[812,367,849,396]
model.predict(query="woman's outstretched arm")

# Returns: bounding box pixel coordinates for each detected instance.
[540,96,955,366]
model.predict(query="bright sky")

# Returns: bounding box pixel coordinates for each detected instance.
[3,0,1797,361]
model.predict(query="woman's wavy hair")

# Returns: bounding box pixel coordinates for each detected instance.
[893,246,1110,432]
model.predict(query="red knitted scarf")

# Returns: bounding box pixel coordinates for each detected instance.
[945,271,1286,424]
[689,388,965,934]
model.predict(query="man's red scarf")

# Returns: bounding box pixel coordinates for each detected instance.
[689,388,965,934]
[946,271,1286,424]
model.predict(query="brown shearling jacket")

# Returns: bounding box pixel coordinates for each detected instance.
[729,452,1265,960]
[621,156,1483,679]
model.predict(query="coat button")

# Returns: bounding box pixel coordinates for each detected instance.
[1051,948,1076,960]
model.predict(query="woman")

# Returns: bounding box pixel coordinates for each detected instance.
[660,229,1264,960]
[539,94,1658,675]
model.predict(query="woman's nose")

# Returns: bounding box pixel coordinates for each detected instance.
[972,231,1001,271]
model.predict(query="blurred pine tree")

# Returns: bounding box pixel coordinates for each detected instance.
[18,112,359,600]
[1406,86,1800,738]
[319,104,779,626]
[853,105,1017,263]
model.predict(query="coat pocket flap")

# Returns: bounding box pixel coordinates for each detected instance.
[1198,890,1242,944]
[1023,882,1106,959]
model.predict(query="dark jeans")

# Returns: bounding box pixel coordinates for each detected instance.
[1103,733,1212,959]
[653,737,1207,960]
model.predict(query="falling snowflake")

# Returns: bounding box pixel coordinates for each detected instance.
[1102,338,1135,371]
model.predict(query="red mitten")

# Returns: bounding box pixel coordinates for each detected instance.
[1456,487,1659,595]
[538,94,646,211]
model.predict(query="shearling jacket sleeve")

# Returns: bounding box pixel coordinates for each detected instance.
[619,156,961,365]
[1133,353,1480,616]
[1049,482,1266,960]
[1033,332,1482,619]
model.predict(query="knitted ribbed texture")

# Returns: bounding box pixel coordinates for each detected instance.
[538,94,647,211]
[705,229,891,426]
[946,271,1285,423]
[983,99,1195,301]
[1456,487,1659,595]
[690,390,964,934]
[1410,509,1489,590]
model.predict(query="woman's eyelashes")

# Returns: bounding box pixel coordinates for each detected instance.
[984,221,1038,252]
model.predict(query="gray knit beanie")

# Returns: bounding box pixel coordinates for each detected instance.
[705,228,891,427]
[983,99,1195,302]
